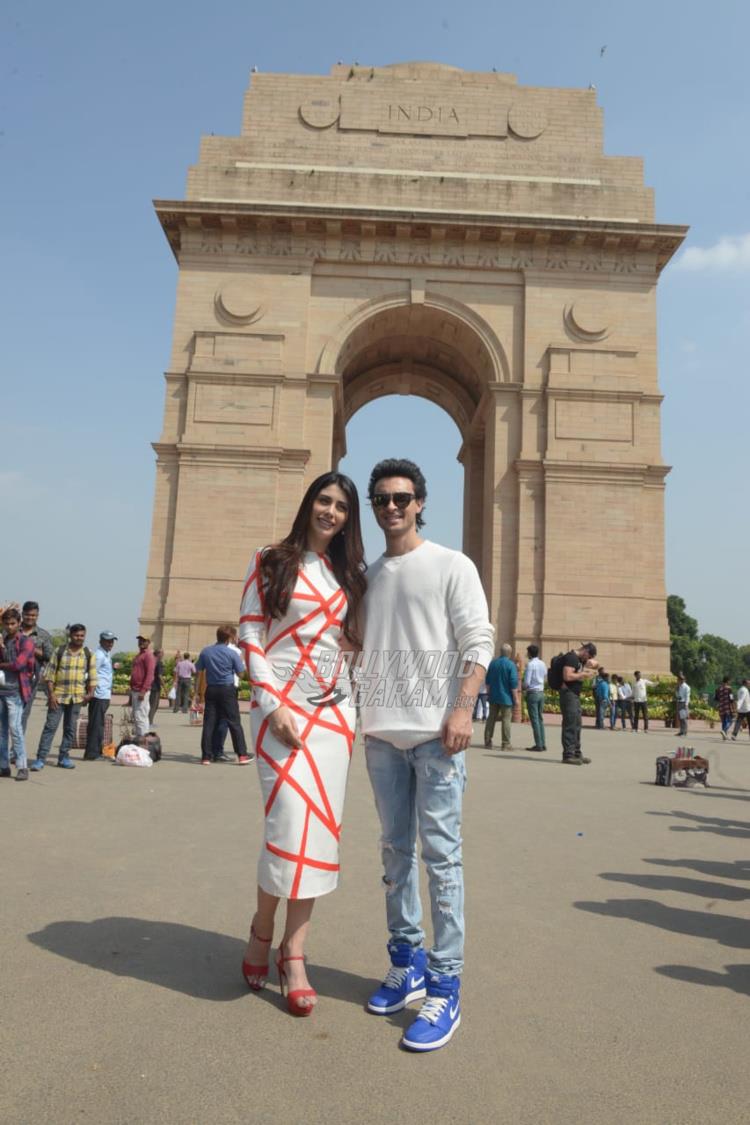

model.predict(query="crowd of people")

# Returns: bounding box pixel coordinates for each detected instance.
[2,458,748,1055]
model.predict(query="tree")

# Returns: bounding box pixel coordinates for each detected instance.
[667,595,698,640]
[670,634,707,688]
[702,634,745,686]
[667,595,746,692]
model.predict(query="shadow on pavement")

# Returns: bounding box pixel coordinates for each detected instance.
[654,962,750,996]
[645,809,750,839]
[480,752,559,765]
[27,917,376,1006]
[598,871,750,900]
[574,898,750,950]
[644,857,750,881]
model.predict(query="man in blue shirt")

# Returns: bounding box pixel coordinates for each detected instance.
[84,630,117,761]
[484,643,519,751]
[195,624,253,765]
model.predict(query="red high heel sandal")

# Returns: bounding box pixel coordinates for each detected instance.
[241,922,272,992]
[276,948,317,1016]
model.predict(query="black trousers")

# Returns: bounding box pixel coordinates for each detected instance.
[560,687,582,758]
[200,685,247,761]
[148,683,161,725]
[633,701,649,730]
[84,698,110,758]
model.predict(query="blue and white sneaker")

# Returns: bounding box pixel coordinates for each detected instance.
[401,971,461,1052]
[367,943,427,1014]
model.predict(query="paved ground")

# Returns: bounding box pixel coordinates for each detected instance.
[3,703,750,1124]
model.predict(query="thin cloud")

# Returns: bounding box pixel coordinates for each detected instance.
[675,232,750,272]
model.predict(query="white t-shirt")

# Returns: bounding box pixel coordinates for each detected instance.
[359,540,495,750]
[633,678,653,703]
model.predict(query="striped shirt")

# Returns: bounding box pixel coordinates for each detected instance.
[44,645,97,704]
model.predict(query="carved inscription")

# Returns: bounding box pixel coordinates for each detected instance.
[339,90,511,138]
[386,104,461,125]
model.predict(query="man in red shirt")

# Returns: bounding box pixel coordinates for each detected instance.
[130,635,156,737]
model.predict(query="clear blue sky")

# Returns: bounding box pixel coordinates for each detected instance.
[2,0,748,646]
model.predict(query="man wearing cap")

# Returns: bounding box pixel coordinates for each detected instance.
[559,642,599,765]
[84,631,117,761]
[130,635,156,738]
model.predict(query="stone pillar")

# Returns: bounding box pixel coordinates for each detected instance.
[459,429,485,573]
[483,384,522,645]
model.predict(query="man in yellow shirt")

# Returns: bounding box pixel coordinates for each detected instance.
[31,624,96,771]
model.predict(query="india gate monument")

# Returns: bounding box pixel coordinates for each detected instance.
[140,62,686,672]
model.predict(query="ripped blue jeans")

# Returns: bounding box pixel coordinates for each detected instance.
[364,735,466,976]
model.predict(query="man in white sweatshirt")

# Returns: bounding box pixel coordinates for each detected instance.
[358,458,494,1053]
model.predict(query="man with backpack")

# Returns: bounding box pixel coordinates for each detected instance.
[31,624,97,770]
[548,643,599,765]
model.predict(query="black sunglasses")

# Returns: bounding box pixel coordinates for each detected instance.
[371,492,416,510]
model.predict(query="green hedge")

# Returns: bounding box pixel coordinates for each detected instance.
[112,652,252,698]
[539,676,718,723]
[111,659,720,722]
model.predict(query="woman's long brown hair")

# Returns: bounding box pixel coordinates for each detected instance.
[260,472,367,644]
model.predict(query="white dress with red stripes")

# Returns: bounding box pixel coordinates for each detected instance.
[239,549,355,899]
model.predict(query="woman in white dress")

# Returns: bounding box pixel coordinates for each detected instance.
[238,472,366,1015]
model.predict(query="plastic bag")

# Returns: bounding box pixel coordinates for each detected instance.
[116,744,153,768]
[167,685,177,702]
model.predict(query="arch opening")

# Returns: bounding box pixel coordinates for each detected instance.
[339,395,464,565]
[330,301,496,574]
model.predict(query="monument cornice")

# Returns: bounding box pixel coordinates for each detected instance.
[533,459,671,482]
[152,441,310,469]
[154,198,687,272]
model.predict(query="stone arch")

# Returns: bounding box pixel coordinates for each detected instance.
[321,296,509,581]
[317,290,510,391]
